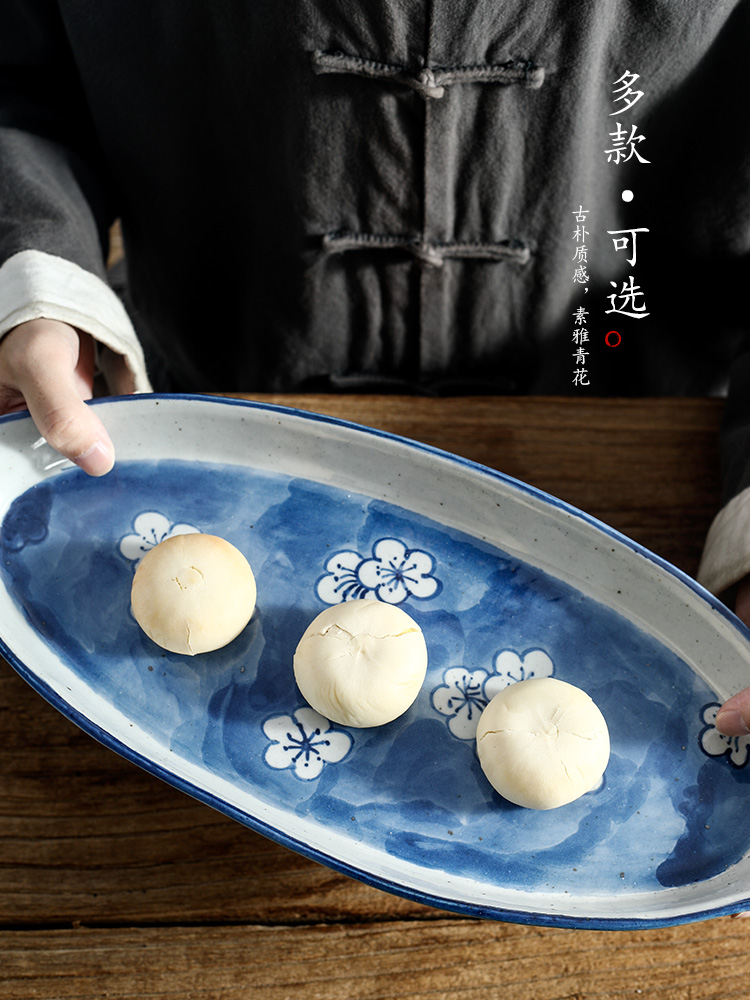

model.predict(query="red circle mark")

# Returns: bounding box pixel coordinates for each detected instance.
[605,330,622,348]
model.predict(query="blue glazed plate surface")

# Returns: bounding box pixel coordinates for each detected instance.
[1,394,749,928]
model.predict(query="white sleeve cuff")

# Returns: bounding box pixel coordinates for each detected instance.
[697,486,750,595]
[0,249,152,395]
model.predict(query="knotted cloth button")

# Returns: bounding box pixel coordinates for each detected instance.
[311,50,544,100]
[416,67,445,99]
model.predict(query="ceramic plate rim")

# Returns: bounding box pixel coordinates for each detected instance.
[1,393,748,930]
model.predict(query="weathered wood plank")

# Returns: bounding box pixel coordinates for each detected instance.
[0,917,748,1000]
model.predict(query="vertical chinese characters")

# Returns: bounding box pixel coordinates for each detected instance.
[571,206,591,387]
[572,205,590,288]
[605,71,651,329]
[606,71,649,165]
[572,306,590,386]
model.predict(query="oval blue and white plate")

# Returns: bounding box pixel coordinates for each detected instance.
[1,394,749,929]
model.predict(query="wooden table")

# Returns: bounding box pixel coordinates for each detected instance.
[2,393,749,999]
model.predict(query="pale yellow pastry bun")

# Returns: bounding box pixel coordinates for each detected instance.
[131,533,256,655]
[476,677,610,810]
[293,599,428,727]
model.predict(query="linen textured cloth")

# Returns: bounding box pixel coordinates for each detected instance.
[0,1,748,590]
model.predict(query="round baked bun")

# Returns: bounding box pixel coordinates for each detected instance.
[476,677,610,810]
[131,533,256,655]
[293,599,428,727]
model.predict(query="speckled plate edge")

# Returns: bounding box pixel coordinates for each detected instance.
[1,393,749,930]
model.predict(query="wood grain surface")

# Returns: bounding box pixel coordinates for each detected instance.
[1,393,748,1000]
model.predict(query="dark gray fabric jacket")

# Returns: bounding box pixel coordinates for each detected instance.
[1,1,749,494]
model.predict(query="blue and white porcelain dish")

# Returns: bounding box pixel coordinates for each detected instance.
[1,393,749,930]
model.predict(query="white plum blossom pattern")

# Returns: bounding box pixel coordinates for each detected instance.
[359,538,440,603]
[119,511,200,564]
[431,648,555,741]
[316,537,441,606]
[431,668,491,740]
[316,550,372,603]
[263,707,353,780]
[486,648,556,700]
[699,703,750,769]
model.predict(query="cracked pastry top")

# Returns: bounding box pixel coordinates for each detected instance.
[130,533,256,656]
